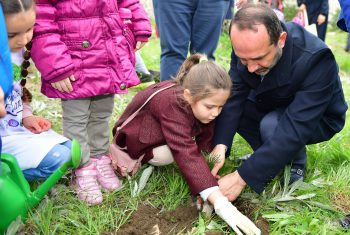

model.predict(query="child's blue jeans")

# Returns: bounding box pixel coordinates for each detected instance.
[23,140,72,181]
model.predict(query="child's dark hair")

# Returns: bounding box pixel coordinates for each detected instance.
[174,54,232,102]
[0,0,34,14]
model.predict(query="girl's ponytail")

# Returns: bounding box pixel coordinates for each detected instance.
[174,54,207,85]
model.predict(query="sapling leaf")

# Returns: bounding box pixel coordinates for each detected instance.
[6,216,24,235]
[197,214,206,234]
[131,181,138,197]
[306,201,337,211]
[310,177,333,187]
[282,165,291,196]
[262,213,292,220]
[207,220,222,230]
[295,193,316,200]
[204,152,222,169]
[136,165,154,195]
[275,195,296,202]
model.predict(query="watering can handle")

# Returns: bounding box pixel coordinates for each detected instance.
[0,154,31,195]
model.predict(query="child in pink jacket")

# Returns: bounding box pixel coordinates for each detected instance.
[31,0,152,205]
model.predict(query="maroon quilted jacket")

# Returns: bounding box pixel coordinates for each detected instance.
[113,81,218,195]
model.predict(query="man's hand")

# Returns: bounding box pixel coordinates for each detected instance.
[23,116,51,134]
[214,197,261,235]
[51,75,75,93]
[210,144,227,178]
[218,170,246,201]
[135,41,147,51]
[317,14,326,25]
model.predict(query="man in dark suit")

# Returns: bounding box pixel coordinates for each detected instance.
[211,3,348,201]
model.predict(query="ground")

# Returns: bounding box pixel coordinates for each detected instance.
[116,199,269,235]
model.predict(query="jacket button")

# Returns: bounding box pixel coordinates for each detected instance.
[120,83,126,90]
[82,40,90,48]
[257,99,262,103]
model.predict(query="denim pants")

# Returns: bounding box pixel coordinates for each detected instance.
[23,140,72,181]
[153,0,229,81]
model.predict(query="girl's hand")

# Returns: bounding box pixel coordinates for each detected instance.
[51,75,75,93]
[317,14,326,25]
[135,41,147,51]
[207,190,261,235]
[214,196,261,235]
[210,144,227,178]
[23,116,51,134]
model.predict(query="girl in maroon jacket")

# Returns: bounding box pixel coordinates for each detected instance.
[113,54,260,234]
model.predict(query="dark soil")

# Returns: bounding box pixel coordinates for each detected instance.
[116,199,269,235]
[117,202,199,235]
[234,199,270,235]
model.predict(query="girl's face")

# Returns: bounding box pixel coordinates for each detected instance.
[5,6,36,52]
[184,88,230,124]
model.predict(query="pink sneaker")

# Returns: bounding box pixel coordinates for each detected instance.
[91,155,121,192]
[73,163,103,205]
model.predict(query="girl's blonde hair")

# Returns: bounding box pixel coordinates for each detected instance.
[174,53,232,102]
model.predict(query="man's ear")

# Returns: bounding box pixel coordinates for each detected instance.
[278,32,287,48]
[183,89,193,104]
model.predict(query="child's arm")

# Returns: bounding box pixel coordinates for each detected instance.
[31,0,75,84]
[118,0,152,43]
[158,99,218,195]
[22,102,51,134]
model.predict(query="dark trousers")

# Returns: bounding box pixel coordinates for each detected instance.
[153,0,229,81]
[316,19,328,42]
[237,101,331,169]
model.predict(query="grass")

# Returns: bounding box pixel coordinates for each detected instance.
[11,25,350,234]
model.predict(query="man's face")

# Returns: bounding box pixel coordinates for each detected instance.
[230,24,286,76]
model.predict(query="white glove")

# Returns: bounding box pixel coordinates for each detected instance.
[214,197,261,235]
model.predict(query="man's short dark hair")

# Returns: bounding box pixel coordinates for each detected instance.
[231,3,283,45]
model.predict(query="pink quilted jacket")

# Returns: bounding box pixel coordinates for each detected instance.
[31,0,151,98]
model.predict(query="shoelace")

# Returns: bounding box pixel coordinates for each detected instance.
[76,174,99,192]
[96,162,115,179]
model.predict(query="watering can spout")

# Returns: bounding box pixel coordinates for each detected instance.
[28,139,81,208]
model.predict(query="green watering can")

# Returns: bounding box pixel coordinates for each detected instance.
[0,139,81,233]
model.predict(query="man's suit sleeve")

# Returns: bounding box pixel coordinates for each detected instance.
[213,51,250,153]
[238,49,339,193]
